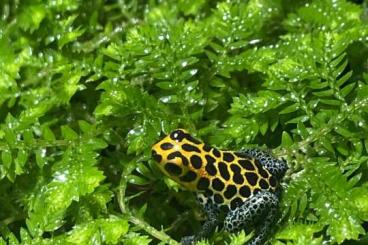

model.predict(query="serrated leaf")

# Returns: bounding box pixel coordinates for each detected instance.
[18,4,46,32]
[27,143,105,235]
[66,217,129,244]
[123,233,152,245]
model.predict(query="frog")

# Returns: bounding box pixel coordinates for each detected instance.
[151,129,288,245]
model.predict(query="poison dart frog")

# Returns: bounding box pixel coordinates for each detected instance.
[151,129,288,245]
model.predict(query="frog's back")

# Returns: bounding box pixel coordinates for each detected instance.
[151,129,281,211]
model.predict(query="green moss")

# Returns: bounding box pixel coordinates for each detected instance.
[0,0,368,244]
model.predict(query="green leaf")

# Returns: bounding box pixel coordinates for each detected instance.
[42,126,56,141]
[1,150,12,169]
[334,126,354,139]
[320,139,334,154]
[123,233,152,245]
[61,125,79,140]
[281,131,293,147]
[279,103,299,114]
[66,217,129,244]
[336,71,353,87]
[340,83,355,97]
[27,143,105,235]
[18,4,47,32]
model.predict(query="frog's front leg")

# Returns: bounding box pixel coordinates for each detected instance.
[181,194,220,245]
[224,191,278,245]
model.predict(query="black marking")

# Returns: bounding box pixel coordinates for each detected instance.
[180,170,197,182]
[197,177,210,190]
[224,185,237,199]
[221,205,229,212]
[254,158,263,169]
[259,179,269,189]
[203,144,211,152]
[205,155,217,176]
[230,164,241,174]
[164,163,182,176]
[235,152,248,158]
[212,178,225,191]
[184,134,201,144]
[167,151,189,166]
[223,152,235,162]
[212,148,221,158]
[253,188,261,195]
[160,142,173,150]
[214,193,224,204]
[238,159,255,170]
[233,173,244,185]
[190,155,202,169]
[239,185,251,198]
[152,150,162,163]
[182,143,201,153]
[245,172,258,186]
[258,167,269,178]
[218,162,230,181]
[170,130,185,141]
[269,176,277,187]
[167,151,182,160]
[205,189,213,197]
[230,197,243,210]
[181,156,189,166]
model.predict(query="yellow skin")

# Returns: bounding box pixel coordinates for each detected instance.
[151,129,287,245]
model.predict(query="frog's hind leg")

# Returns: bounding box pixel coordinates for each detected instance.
[224,191,278,245]
[181,193,220,245]
[241,149,288,180]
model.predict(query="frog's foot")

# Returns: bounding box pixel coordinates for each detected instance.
[181,235,196,245]
[224,191,279,245]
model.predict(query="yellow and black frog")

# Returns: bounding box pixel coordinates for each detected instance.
[151,129,288,245]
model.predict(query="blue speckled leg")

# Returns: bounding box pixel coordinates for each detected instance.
[241,149,288,179]
[224,191,278,245]
[181,194,220,245]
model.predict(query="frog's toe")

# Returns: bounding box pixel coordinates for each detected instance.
[181,235,196,245]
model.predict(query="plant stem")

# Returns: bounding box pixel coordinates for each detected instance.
[117,158,180,245]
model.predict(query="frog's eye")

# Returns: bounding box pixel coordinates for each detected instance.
[170,129,186,141]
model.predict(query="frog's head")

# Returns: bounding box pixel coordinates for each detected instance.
[151,129,204,190]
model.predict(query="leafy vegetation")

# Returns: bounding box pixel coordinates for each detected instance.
[0,0,368,244]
